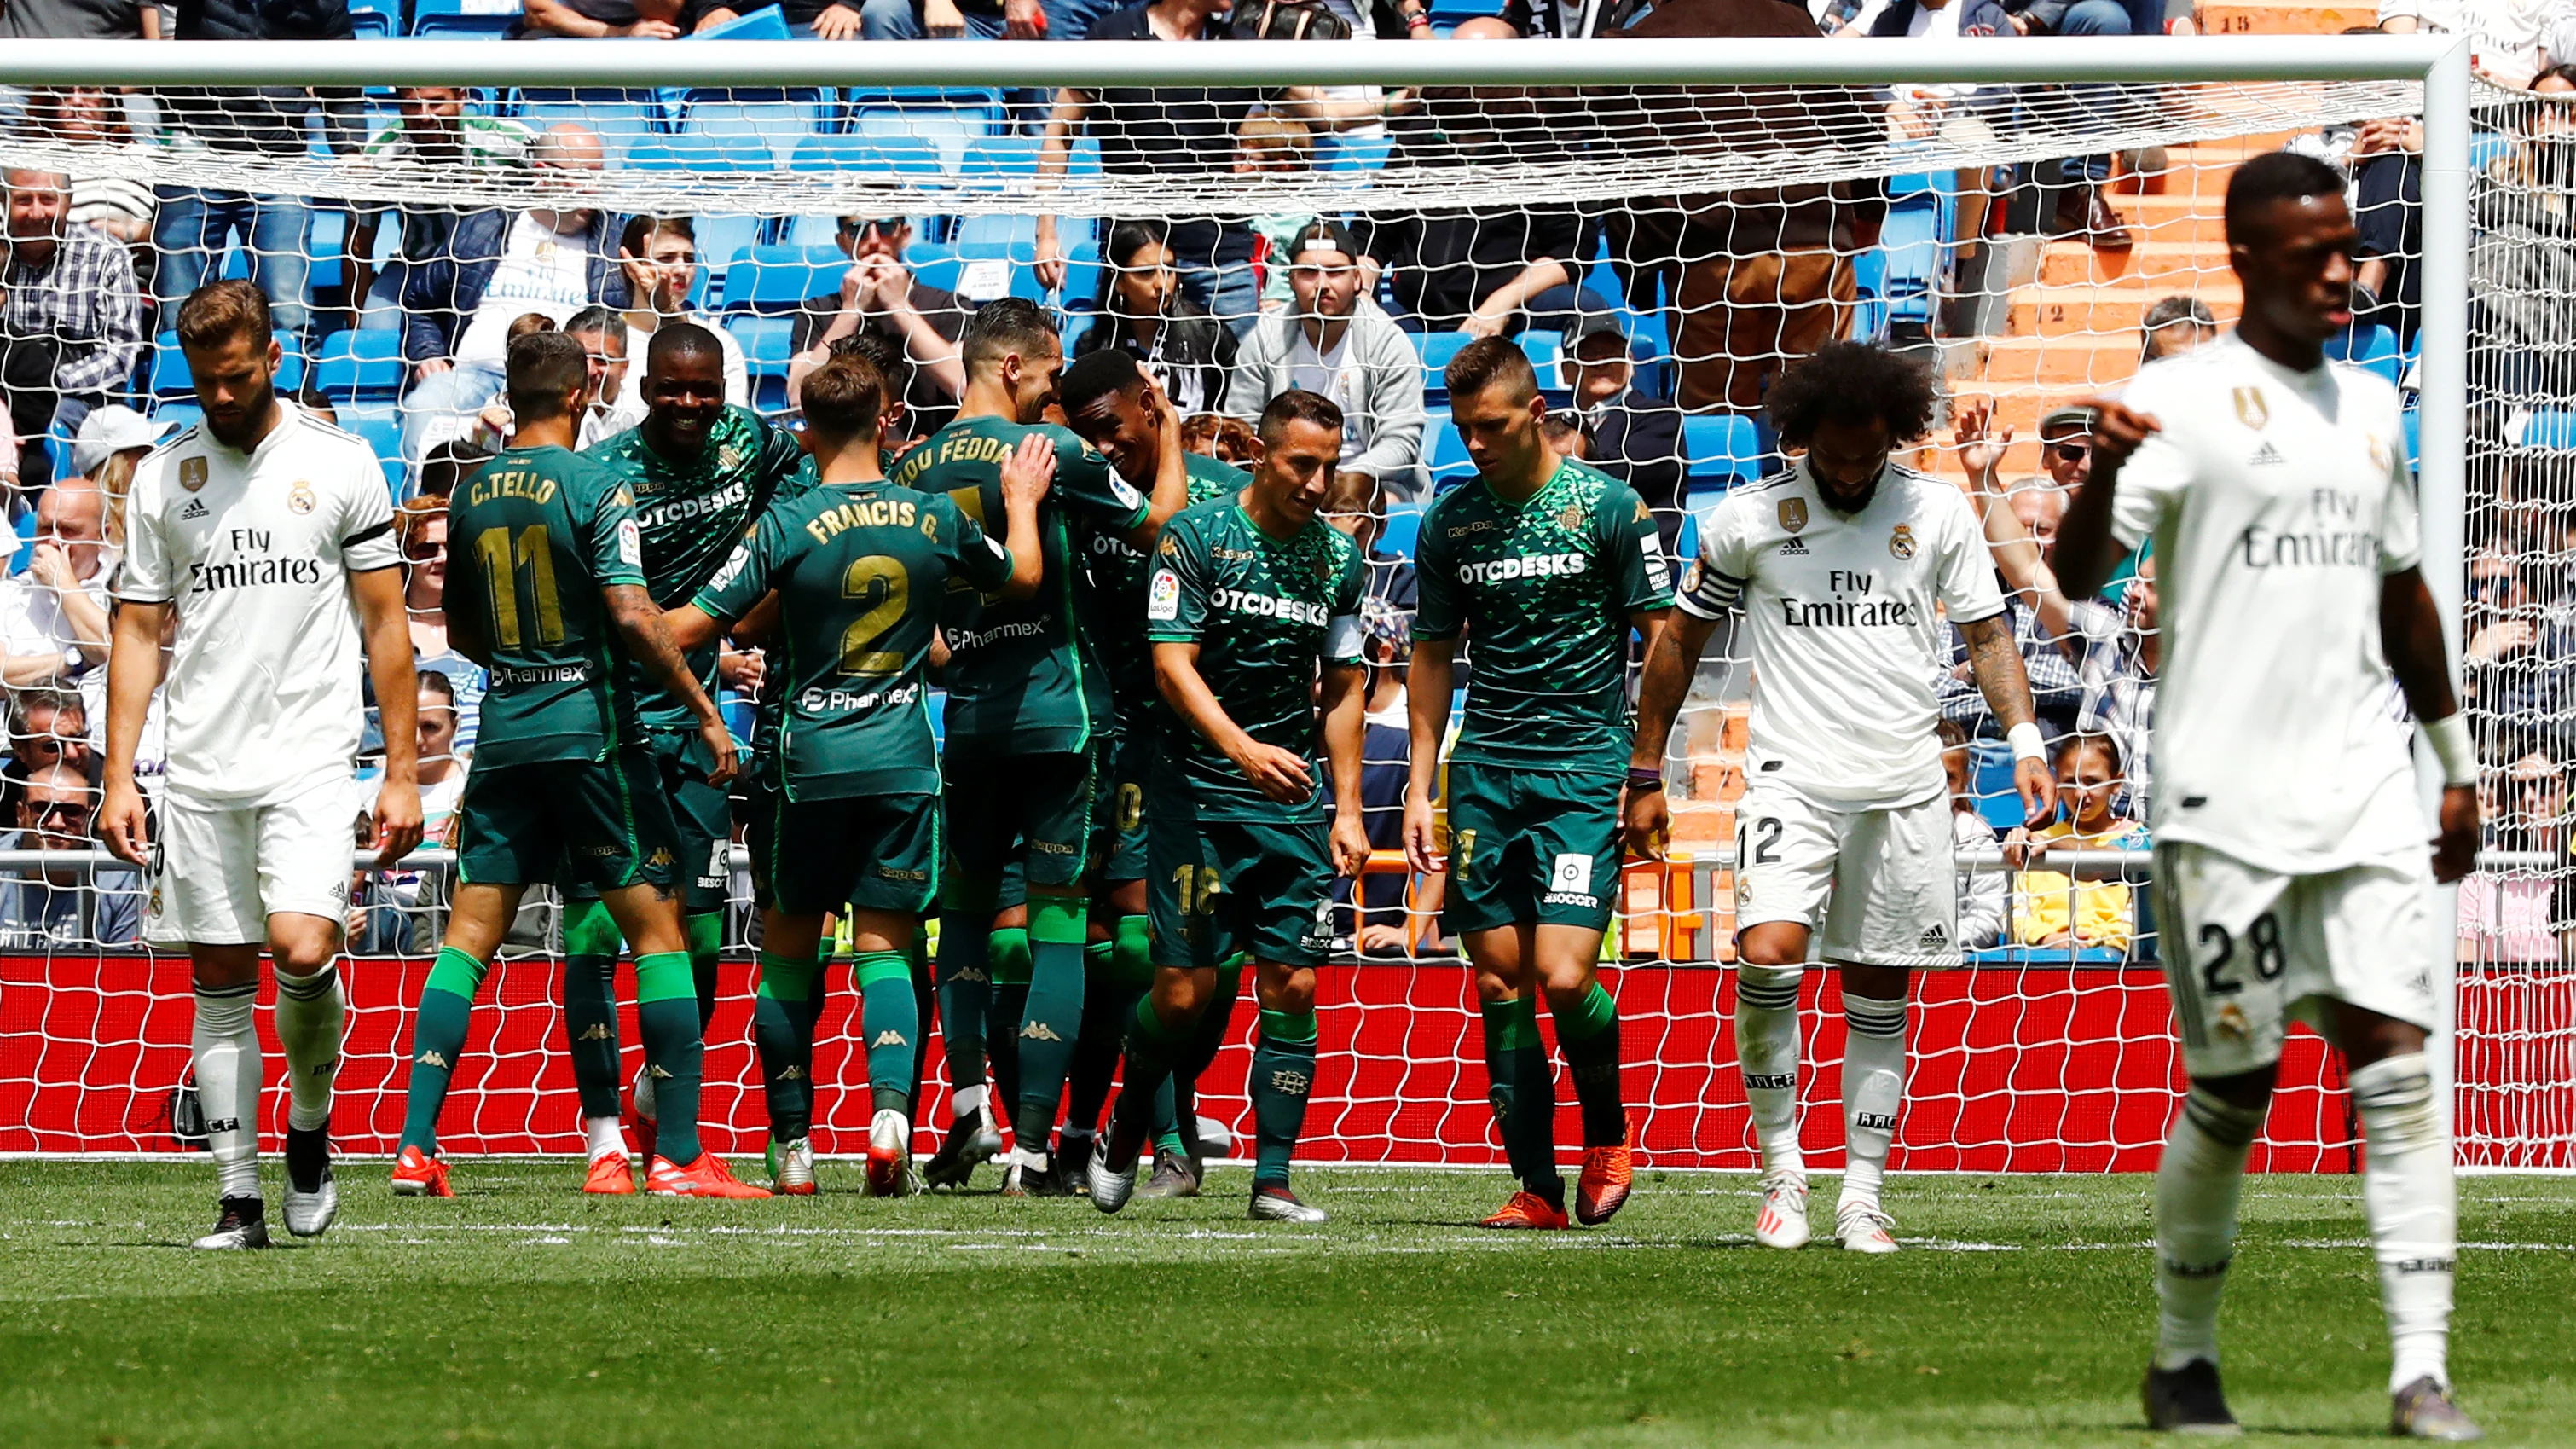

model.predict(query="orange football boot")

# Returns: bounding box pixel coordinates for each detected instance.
[1576,1123,1635,1226]
[389,1145,453,1198]
[1479,1190,1570,1230]
[647,1152,773,1199]
[583,1152,635,1196]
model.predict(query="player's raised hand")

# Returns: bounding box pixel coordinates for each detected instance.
[2433,783,2480,884]
[700,717,741,789]
[1000,432,1057,508]
[1329,812,1370,879]
[2081,397,2161,472]
[1402,790,1440,876]
[2013,756,2057,831]
[1232,740,1313,803]
[373,775,425,869]
[96,772,149,867]
[1952,401,2012,490]
[1620,784,1670,862]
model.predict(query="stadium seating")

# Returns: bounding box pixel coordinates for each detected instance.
[626,134,774,172]
[788,131,946,179]
[334,402,409,494]
[510,88,668,163]
[1879,171,1958,334]
[1381,500,1425,559]
[149,332,304,397]
[1682,414,1766,496]
[722,244,847,313]
[726,315,800,413]
[316,329,407,401]
[408,0,522,38]
[2331,322,2403,385]
[346,0,398,38]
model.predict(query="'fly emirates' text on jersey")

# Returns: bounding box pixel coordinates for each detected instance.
[115,402,399,804]
[1682,461,2004,812]
[2110,331,2423,874]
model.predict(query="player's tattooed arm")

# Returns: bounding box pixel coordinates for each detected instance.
[605,582,741,787]
[1960,612,2058,829]
[2382,565,2481,884]
[1320,660,1371,878]
[1622,609,1722,861]
[2052,397,2161,600]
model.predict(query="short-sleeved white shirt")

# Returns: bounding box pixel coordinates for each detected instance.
[2108,331,2423,874]
[113,403,400,806]
[1681,461,2006,811]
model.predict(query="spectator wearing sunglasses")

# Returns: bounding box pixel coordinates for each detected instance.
[0,759,140,948]
[790,212,970,432]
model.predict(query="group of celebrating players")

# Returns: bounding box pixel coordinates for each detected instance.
[101,151,2482,1438]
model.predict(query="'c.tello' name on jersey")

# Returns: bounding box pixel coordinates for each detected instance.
[463,469,559,507]
[1454,552,1590,585]
[1773,568,1923,628]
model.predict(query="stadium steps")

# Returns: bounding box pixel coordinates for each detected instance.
[2194,0,2379,33]
[2037,239,2235,288]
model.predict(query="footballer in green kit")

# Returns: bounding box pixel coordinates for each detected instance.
[1058,347,1248,1198]
[883,298,1194,1195]
[1403,339,1674,1232]
[671,351,1051,1197]
[569,323,811,1174]
[390,331,767,1203]
[1088,390,1371,1225]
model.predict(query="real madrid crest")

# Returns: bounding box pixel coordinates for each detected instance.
[180,458,206,493]
[2232,385,2269,431]
[287,482,315,516]
[1778,497,1808,534]
[1889,523,1916,560]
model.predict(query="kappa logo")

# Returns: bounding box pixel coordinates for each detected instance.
[954,965,989,984]
[1268,1068,1312,1096]
[775,1064,808,1081]
[577,1023,612,1041]
[646,847,675,869]
[178,498,210,522]
[1020,1021,1064,1042]
[871,1029,909,1048]
[649,1064,674,1080]
[2248,441,2284,467]
[415,1050,451,1069]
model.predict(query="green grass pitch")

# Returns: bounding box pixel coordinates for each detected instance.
[2,1161,2571,1447]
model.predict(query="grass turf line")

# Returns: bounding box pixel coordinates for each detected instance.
[0,1162,2569,1447]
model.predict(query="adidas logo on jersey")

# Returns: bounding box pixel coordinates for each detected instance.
[1777,537,1809,555]
[1919,924,1948,950]
[178,498,210,521]
[2248,441,2284,467]
[1019,1022,1064,1042]
[872,1029,909,1047]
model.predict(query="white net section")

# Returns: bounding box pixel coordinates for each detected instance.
[0,54,2561,1175]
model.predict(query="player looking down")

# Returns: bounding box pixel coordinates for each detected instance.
[1627,339,2055,1255]
[1403,338,1673,1232]
[389,330,761,1201]
[2053,151,2484,1442]
[102,280,425,1249]
[1087,388,1370,1224]
[673,351,1049,1197]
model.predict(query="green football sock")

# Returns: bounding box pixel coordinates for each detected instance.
[752,949,818,1141]
[906,937,933,1119]
[1554,982,1626,1149]
[987,924,1033,1115]
[1167,963,1242,1158]
[399,946,490,1156]
[686,911,724,1045]
[1155,1075,1187,1156]
[1112,914,1153,987]
[1501,994,1561,1203]
[559,901,625,1121]
[1064,944,1133,1138]
[1479,997,1526,1185]
[1014,897,1088,1151]
[854,951,918,1115]
[1250,1009,1319,1190]
[634,950,705,1164]
[1116,988,1198,1133]
[933,884,997,1117]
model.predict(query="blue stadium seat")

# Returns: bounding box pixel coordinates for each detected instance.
[1682,414,1765,496]
[347,0,397,38]
[2516,410,2576,450]
[2403,408,2420,466]
[2331,322,2403,385]
[409,0,520,38]
[1971,739,2025,832]
[958,135,1043,181]
[316,330,406,401]
[511,89,668,163]
[726,315,800,413]
[789,131,946,178]
[681,93,826,168]
[1416,330,1470,403]
[953,213,1037,250]
[1427,408,1473,486]
[1382,500,1425,559]
[723,245,848,313]
[335,401,408,496]
[1519,330,1566,400]
[153,400,205,433]
[152,331,303,397]
[626,135,774,172]
[695,213,769,280]
[1317,135,1392,171]
[1880,171,1957,331]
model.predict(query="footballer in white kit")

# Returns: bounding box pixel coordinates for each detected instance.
[99,283,425,1252]
[2054,154,2482,1441]
[1629,341,2053,1256]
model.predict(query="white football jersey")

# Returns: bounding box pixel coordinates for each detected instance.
[1682,460,2006,811]
[113,403,399,805]
[2109,331,2423,874]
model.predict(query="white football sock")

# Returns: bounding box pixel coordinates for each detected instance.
[2352,1052,2455,1393]
[2155,1086,2265,1371]
[192,983,264,1201]
[1010,1145,1048,1172]
[271,964,344,1133]
[585,1115,630,1162]
[1734,966,1804,1175]
[631,1064,657,1124]
[952,1083,988,1120]
[1838,990,1907,1210]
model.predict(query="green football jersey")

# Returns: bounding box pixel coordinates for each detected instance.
[1080,451,1248,722]
[1143,496,1366,822]
[1414,458,1674,774]
[582,404,813,733]
[695,480,1015,802]
[884,414,1147,756]
[448,445,649,770]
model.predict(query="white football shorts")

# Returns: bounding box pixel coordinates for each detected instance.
[148,773,358,948]
[2153,840,2440,1079]
[1733,780,1961,969]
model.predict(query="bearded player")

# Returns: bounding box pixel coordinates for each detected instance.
[1627,339,2053,1255]
[1402,338,1671,1231]
[2055,151,2482,1441]
[101,281,425,1248]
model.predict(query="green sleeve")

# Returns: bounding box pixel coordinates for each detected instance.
[1606,483,1675,615]
[1045,425,1149,534]
[692,507,779,624]
[939,495,1016,594]
[1413,506,1462,642]
[1142,518,1209,644]
[587,472,648,590]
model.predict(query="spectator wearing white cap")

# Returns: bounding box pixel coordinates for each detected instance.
[1225,220,1427,500]
[69,403,174,546]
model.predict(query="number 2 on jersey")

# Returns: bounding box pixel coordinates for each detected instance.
[839,556,909,676]
[475,525,564,648]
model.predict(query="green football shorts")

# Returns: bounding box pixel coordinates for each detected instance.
[455,749,681,895]
[565,726,731,913]
[1441,761,1623,936]
[1147,807,1334,971]
[750,790,941,917]
[945,748,1094,891]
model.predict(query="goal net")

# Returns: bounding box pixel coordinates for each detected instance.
[0,36,2555,1174]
